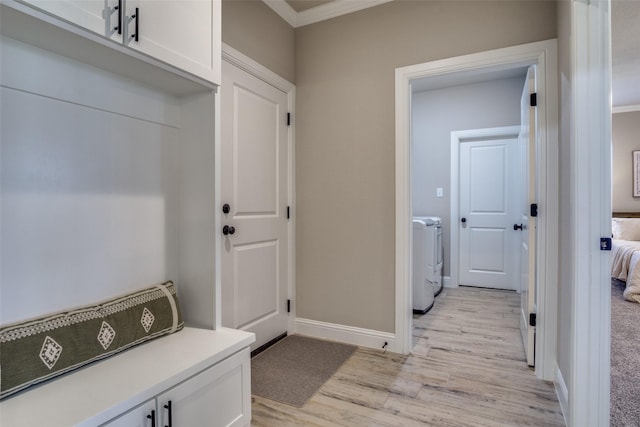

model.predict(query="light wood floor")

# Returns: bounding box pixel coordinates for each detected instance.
[251,287,566,426]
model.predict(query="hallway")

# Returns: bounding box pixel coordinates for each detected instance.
[251,287,565,426]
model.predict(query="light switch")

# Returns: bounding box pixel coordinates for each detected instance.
[436,187,444,198]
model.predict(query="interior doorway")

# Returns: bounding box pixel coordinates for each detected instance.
[395,40,558,381]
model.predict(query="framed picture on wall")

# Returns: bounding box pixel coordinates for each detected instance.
[634,151,640,197]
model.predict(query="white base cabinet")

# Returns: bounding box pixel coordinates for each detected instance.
[0,328,255,427]
[103,348,250,427]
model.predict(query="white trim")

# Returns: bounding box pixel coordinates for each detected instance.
[296,0,393,27]
[442,276,453,288]
[395,40,558,383]
[449,126,521,289]
[555,367,569,426]
[221,43,297,337]
[222,43,294,93]
[569,1,611,426]
[214,87,222,330]
[295,318,396,351]
[612,104,640,114]
[262,0,393,28]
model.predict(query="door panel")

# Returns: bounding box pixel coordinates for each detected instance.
[221,60,289,351]
[235,87,279,215]
[459,137,518,290]
[519,66,537,367]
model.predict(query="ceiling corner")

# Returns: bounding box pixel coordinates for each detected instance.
[262,0,298,27]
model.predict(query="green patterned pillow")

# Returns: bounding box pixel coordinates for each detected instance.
[0,281,183,400]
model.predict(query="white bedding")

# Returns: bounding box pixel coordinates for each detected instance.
[611,239,640,304]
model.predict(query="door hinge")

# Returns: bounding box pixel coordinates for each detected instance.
[287,206,290,220]
[530,203,538,217]
[529,313,536,327]
[287,299,291,313]
[601,237,612,251]
[530,93,537,107]
[287,112,291,126]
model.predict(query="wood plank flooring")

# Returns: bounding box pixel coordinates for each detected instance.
[250,287,566,426]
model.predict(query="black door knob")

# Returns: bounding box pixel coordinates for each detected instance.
[513,224,524,231]
[222,203,230,214]
[223,225,236,235]
[461,217,466,224]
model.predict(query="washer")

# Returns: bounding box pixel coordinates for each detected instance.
[412,218,435,313]
[414,216,444,299]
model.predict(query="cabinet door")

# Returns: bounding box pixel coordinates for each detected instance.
[124,0,220,84]
[22,0,123,42]
[101,399,156,427]
[157,348,251,427]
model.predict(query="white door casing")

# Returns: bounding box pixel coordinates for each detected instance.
[221,59,289,351]
[519,66,537,367]
[458,132,519,290]
[395,41,558,383]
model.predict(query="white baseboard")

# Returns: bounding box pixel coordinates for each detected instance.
[443,276,457,288]
[555,367,569,426]
[295,318,397,352]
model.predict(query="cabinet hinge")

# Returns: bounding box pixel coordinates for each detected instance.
[287,299,291,313]
[529,313,536,327]
[530,93,537,107]
[530,203,538,217]
[287,112,291,126]
[601,237,612,251]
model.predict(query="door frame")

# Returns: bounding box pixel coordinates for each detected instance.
[450,126,521,289]
[394,39,558,381]
[216,43,296,335]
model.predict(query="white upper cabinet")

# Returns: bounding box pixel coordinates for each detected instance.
[19,0,123,42]
[124,0,220,84]
[11,0,221,86]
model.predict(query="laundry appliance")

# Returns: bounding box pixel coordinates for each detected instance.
[412,216,443,314]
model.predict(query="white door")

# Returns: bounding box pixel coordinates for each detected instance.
[459,135,519,290]
[519,66,537,366]
[221,60,289,351]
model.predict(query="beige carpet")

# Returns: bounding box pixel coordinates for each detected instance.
[251,335,356,407]
[611,279,640,427]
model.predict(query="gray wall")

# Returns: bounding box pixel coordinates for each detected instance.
[612,111,640,212]
[556,0,573,398]
[222,0,296,83]
[412,76,525,278]
[295,0,557,333]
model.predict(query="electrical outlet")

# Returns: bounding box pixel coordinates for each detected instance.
[436,187,444,198]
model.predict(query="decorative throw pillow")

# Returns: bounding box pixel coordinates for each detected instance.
[0,281,183,400]
[612,218,640,241]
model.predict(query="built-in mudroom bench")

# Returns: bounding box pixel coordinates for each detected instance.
[0,0,252,425]
[1,327,254,426]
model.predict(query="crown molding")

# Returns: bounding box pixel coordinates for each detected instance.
[612,104,640,114]
[262,0,393,28]
[262,0,297,27]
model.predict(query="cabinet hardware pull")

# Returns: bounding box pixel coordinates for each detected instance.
[130,7,139,42]
[147,410,156,427]
[112,0,122,34]
[164,400,172,427]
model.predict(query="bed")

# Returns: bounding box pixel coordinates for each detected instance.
[611,212,640,304]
